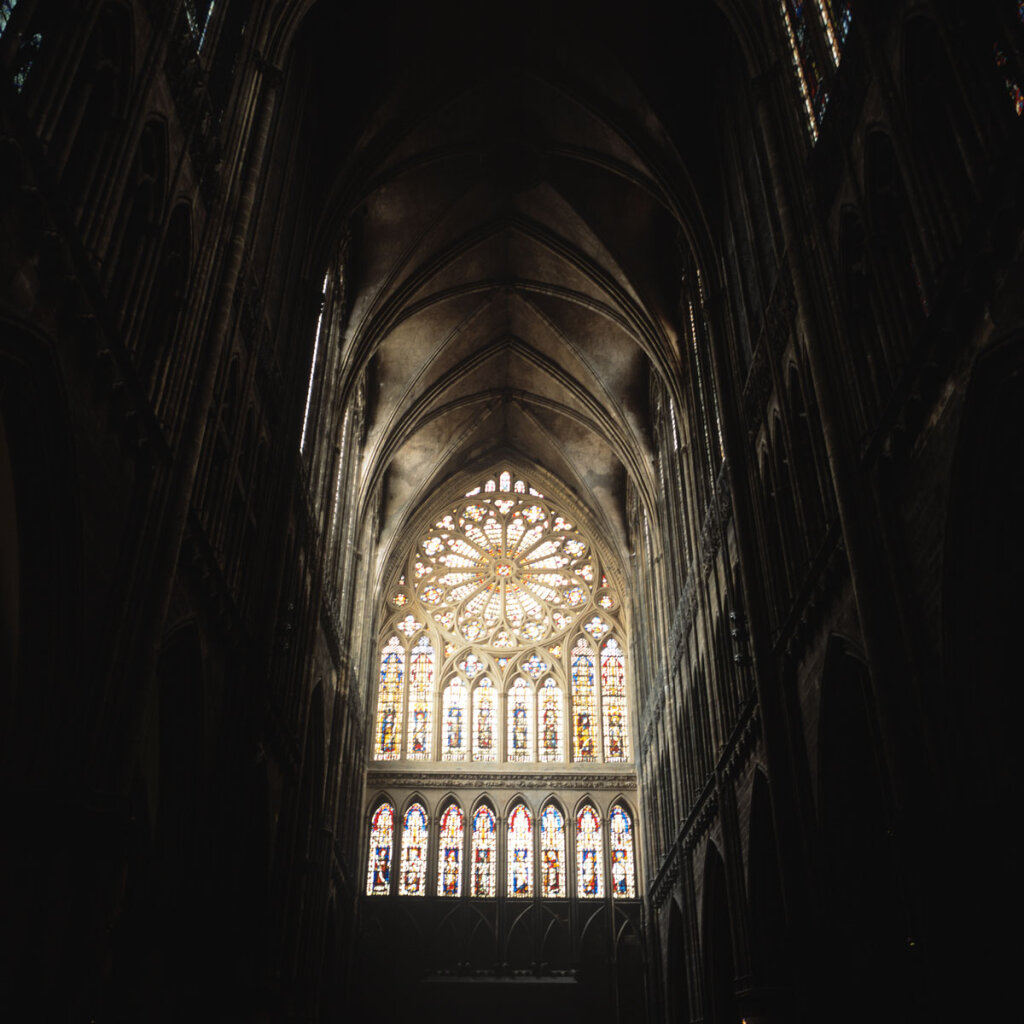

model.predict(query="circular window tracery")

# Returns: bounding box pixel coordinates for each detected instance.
[408,477,601,649]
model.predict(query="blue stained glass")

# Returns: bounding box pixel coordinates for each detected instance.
[366,803,394,896]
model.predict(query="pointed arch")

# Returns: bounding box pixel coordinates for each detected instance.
[608,802,637,898]
[437,800,465,897]
[470,800,497,897]
[576,802,604,898]
[601,638,630,762]
[373,636,404,760]
[398,799,428,896]
[506,676,533,762]
[440,675,468,760]
[539,800,567,898]
[571,638,599,762]
[365,798,395,895]
[507,801,534,897]
[537,676,564,762]
[471,675,498,762]
[407,633,434,760]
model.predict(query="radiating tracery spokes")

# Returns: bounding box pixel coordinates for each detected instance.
[413,480,596,648]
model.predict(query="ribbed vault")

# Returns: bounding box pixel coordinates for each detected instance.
[283,1,726,586]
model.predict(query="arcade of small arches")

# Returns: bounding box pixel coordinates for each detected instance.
[364,795,638,902]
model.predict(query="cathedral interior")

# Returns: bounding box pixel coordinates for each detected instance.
[1,1,1022,1021]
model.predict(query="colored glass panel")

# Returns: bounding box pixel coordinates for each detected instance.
[609,805,637,899]
[540,804,566,898]
[538,678,563,762]
[601,639,630,763]
[366,803,394,895]
[410,470,597,647]
[407,636,434,760]
[507,678,533,761]
[780,0,824,141]
[441,678,468,760]
[576,805,604,899]
[374,637,404,760]
[437,804,464,897]
[571,640,599,762]
[507,804,533,897]
[471,805,497,897]
[473,678,498,761]
[399,803,428,896]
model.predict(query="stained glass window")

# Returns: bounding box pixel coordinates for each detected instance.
[407,636,434,760]
[441,678,468,760]
[538,678,563,762]
[576,805,604,899]
[471,804,497,897]
[601,639,630,763]
[366,802,394,895]
[507,678,533,761]
[374,637,404,760]
[995,5,1024,118]
[609,805,637,899]
[473,677,498,761]
[540,804,566,898]
[571,639,599,762]
[437,803,464,897]
[375,470,630,768]
[507,804,534,897]
[779,0,853,142]
[399,803,428,896]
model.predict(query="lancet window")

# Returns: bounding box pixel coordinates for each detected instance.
[508,804,534,897]
[609,805,637,899]
[507,679,533,761]
[437,803,464,897]
[407,636,434,760]
[473,678,498,761]
[374,637,404,760]
[537,678,563,762]
[540,804,566,898]
[571,639,599,762]
[399,803,428,896]
[441,678,467,760]
[601,639,630,763]
[366,802,394,895]
[779,0,852,142]
[471,804,497,897]
[577,805,604,899]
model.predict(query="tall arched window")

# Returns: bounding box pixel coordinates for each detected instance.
[441,677,468,760]
[471,804,497,897]
[437,803,464,897]
[779,0,852,142]
[507,678,533,761]
[540,803,566,898]
[366,802,395,895]
[577,805,604,899]
[374,637,404,760]
[602,639,630,763]
[571,639,599,762]
[399,803,428,896]
[609,805,637,899]
[537,677,563,762]
[508,803,533,897]
[372,470,632,768]
[473,677,498,761]
[407,635,434,760]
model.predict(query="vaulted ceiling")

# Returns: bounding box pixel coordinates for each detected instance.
[285,0,736,582]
